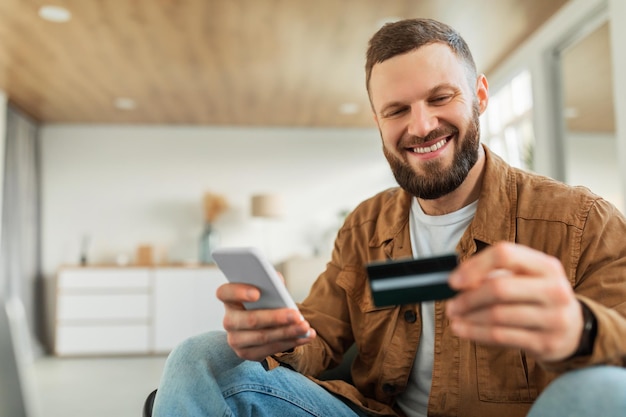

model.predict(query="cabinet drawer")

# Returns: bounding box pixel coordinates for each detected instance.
[55,325,150,355]
[57,294,150,321]
[58,269,150,290]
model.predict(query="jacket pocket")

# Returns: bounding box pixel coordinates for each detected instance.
[475,344,538,402]
[336,267,396,361]
[336,266,395,313]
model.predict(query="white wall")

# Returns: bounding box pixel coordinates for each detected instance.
[39,0,626,278]
[565,132,623,213]
[40,125,396,277]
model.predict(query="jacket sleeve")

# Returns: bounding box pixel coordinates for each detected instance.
[265,249,356,376]
[542,198,626,371]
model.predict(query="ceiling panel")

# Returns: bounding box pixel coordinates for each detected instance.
[0,0,570,127]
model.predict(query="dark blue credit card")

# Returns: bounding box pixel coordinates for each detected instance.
[366,254,458,307]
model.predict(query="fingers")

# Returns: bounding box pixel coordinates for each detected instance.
[450,302,560,333]
[446,276,574,348]
[225,311,315,362]
[216,282,261,306]
[447,274,571,318]
[449,242,564,290]
[228,329,317,362]
[216,282,316,362]
[223,306,307,332]
[448,300,581,361]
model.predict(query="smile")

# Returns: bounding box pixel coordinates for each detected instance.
[410,138,449,154]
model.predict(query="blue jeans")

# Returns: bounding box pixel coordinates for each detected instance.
[152,331,368,417]
[527,364,626,417]
[153,331,626,417]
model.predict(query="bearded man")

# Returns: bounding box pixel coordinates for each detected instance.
[152,18,626,417]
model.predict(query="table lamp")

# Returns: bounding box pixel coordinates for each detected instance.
[251,193,285,260]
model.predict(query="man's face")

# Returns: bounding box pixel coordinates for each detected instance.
[369,43,487,200]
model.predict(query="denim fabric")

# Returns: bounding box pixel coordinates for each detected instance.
[152,331,369,417]
[528,365,626,417]
[153,331,626,417]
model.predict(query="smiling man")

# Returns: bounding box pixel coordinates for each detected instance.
[153,18,626,417]
[369,41,486,212]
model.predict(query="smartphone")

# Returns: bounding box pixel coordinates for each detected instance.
[366,254,458,307]
[212,247,299,311]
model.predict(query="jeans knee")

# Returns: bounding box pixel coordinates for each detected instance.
[166,330,231,369]
[551,365,626,395]
[530,366,626,417]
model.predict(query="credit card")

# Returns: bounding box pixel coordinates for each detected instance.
[366,254,458,307]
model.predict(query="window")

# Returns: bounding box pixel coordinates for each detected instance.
[480,70,535,170]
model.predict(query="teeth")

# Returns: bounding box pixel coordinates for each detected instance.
[412,138,447,154]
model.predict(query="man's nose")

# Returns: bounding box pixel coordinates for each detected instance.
[407,104,438,138]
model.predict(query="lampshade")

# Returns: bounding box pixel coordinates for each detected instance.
[251,194,285,218]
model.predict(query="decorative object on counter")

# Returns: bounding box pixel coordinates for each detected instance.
[199,192,229,264]
[79,234,90,266]
[199,222,220,264]
[251,193,285,261]
[136,244,154,266]
[116,253,130,266]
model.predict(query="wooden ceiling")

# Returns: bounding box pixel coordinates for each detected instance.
[0,0,572,128]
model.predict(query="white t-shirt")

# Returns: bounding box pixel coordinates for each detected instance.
[395,198,477,417]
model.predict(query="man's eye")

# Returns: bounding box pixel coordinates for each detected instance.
[431,95,452,104]
[383,108,407,117]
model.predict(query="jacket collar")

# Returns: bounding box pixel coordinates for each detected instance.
[370,145,517,260]
[370,188,413,260]
[459,145,517,258]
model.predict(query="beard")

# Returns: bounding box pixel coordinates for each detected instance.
[383,102,481,200]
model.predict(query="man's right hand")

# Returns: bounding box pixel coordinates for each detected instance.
[216,282,316,362]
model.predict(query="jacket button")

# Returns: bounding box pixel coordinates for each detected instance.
[404,310,417,323]
[382,383,396,394]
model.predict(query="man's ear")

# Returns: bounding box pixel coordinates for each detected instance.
[476,74,489,114]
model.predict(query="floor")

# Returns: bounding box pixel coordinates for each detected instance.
[32,354,168,417]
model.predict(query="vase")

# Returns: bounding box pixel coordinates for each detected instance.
[199,222,220,264]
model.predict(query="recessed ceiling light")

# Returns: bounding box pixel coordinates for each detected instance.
[114,97,137,111]
[38,5,72,23]
[339,102,359,115]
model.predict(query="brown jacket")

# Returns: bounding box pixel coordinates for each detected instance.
[267,147,626,416]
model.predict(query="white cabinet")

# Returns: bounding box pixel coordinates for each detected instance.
[54,266,227,356]
[55,268,152,355]
[153,267,227,352]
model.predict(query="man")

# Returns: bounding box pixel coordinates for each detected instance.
[153,19,626,416]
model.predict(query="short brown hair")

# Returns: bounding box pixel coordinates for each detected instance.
[365,18,477,95]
